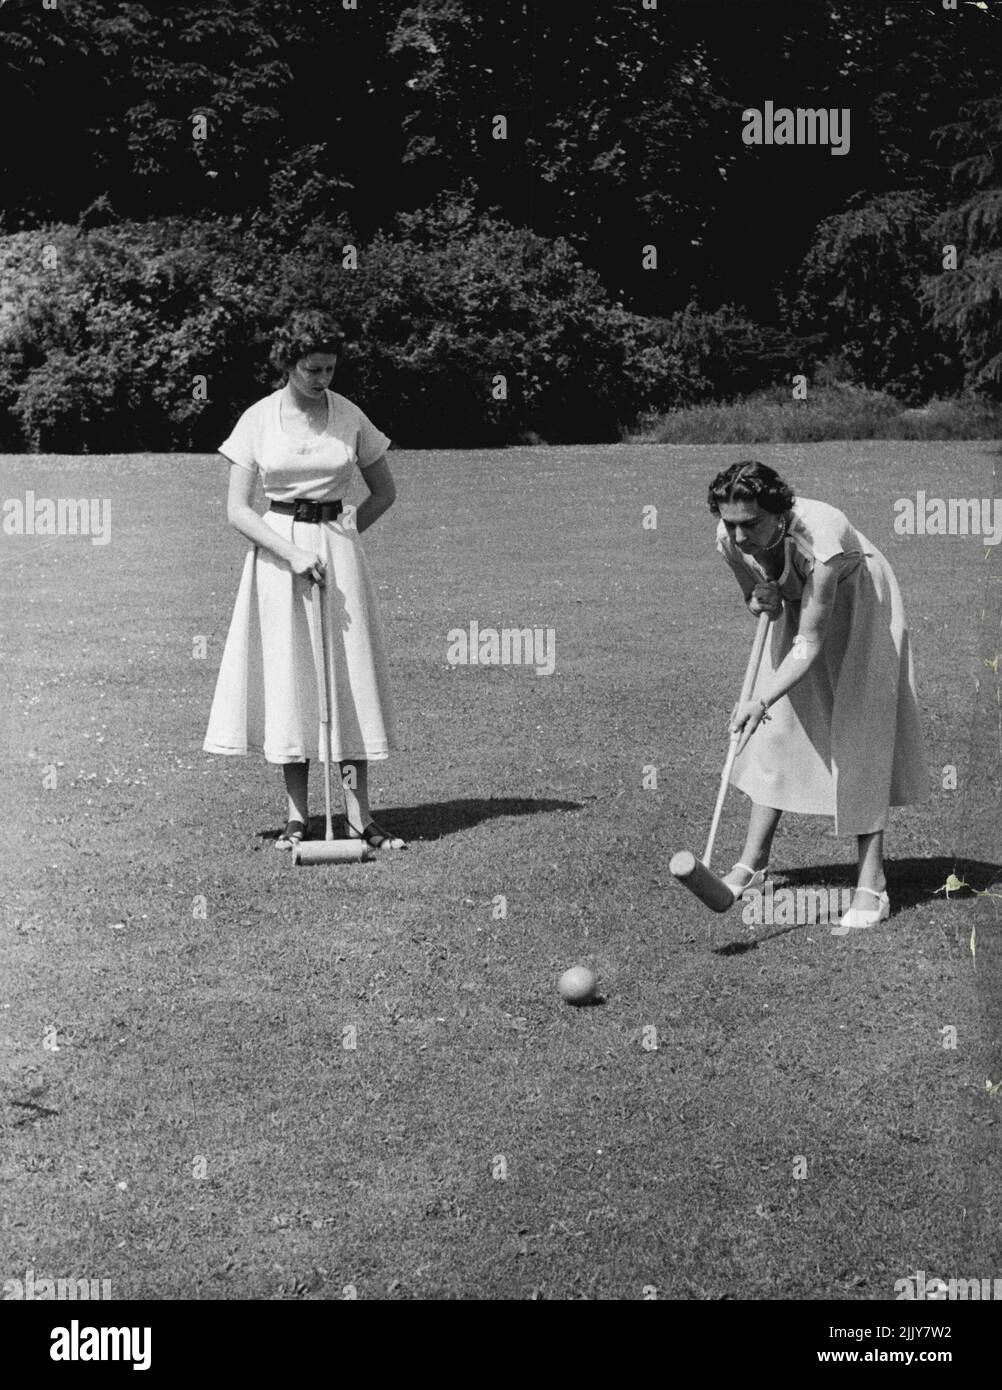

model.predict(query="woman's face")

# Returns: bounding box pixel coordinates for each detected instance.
[290,352,337,398]
[719,499,784,554]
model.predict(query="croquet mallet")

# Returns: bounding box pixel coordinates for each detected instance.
[293,556,373,866]
[669,610,771,911]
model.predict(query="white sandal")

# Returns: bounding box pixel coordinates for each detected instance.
[831,887,890,935]
[724,861,769,900]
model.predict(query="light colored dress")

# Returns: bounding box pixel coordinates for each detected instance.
[203,389,398,764]
[717,497,928,836]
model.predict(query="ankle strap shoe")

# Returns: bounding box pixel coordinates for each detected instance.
[831,887,890,934]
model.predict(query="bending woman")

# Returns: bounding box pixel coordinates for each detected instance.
[709,461,927,932]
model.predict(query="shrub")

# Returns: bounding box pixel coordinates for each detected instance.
[273,199,680,445]
[632,384,1002,445]
[0,204,684,449]
[0,219,278,451]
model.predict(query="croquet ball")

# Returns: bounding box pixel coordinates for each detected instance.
[558,966,597,1005]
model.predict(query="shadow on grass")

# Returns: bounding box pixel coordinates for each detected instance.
[775,856,1002,911]
[714,924,803,957]
[258,796,584,844]
[710,856,1001,955]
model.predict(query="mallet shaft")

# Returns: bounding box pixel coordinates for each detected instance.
[292,534,370,867]
[701,611,770,868]
[311,557,335,842]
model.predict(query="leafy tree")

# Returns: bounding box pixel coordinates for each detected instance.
[794,190,961,400]
[6,0,1002,417]
[921,96,1002,395]
[0,1,398,225]
[649,303,799,405]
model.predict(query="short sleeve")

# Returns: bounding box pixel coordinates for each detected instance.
[354,406,391,470]
[788,501,849,568]
[218,402,261,473]
[809,522,845,564]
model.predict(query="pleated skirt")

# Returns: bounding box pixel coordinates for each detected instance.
[731,543,929,835]
[203,506,397,763]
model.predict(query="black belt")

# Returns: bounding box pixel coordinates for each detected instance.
[269,499,343,523]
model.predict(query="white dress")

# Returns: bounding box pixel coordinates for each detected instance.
[203,389,398,764]
[718,497,929,836]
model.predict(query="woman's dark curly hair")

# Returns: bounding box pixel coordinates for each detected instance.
[269,309,346,375]
[707,461,796,517]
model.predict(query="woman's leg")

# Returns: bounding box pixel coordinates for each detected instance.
[275,760,310,845]
[831,829,888,931]
[339,759,368,829]
[340,759,406,849]
[283,760,310,824]
[855,829,886,896]
[723,803,782,890]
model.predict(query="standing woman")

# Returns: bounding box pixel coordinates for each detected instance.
[708,461,927,932]
[204,309,406,851]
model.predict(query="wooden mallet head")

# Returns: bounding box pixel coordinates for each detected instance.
[669,851,735,913]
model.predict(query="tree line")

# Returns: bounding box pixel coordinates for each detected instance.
[1,0,1000,448]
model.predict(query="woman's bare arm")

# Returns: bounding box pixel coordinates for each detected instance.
[224,462,323,581]
[731,555,844,749]
[757,556,841,706]
[355,455,396,534]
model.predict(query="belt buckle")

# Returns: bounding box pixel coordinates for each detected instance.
[294,500,321,524]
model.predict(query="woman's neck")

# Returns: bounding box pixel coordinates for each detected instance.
[285,382,326,412]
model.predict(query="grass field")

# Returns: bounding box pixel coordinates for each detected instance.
[2,441,1000,1301]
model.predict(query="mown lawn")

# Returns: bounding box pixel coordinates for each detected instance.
[1,441,999,1299]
